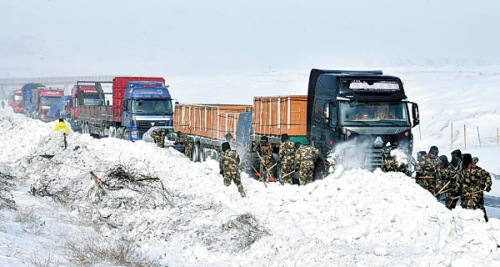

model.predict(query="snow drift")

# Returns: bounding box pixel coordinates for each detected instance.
[1,109,500,266]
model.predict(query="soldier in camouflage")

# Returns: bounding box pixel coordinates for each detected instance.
[415,146,439,194]
[434,155,457,208]
[257,136,275,182]
[151,129,166,148]
[219,142,246,197]
[278,134,295,184]
[295,144,320,185]
[455,154,492,221]
[447,149,463,209]
[177,131,194,160]
[381,146,398,172]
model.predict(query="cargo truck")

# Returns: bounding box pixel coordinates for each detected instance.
[69,84,99,131]
[77,77,174,141]
[174,69,419,176]
[13,89,24,113]
[21,83,45,118]
[32,88,64,121]
[174,104,253,161]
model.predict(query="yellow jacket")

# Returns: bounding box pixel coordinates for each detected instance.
[55,121,70,134]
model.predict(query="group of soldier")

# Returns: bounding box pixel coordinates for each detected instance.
[152,129,494,219]
[254,134,332,186]
[382,145,493,221]
[217,134,332,197]
[151,129,194,159]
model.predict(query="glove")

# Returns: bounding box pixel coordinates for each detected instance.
[269,177,276,182]
[220,170,223,175]
[485,185,491,192]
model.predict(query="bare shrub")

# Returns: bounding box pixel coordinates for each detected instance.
[14,206,38,224]
[222,213,270,250]
[29,251,54,267]
[0,171,17,210]
[66,237,155,266]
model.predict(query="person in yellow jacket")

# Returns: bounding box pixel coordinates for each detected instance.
[55,119,70,134]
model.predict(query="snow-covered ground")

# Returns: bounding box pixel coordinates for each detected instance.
[1,66,500,266]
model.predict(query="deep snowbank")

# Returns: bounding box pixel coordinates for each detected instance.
[1,109,500,266]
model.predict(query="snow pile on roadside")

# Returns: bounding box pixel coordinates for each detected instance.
[1,111,500,266]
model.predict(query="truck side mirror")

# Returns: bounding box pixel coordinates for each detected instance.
[123,100,128,111]
[411,102,420,126]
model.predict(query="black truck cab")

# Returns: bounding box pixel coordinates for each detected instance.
[307,69,420,170]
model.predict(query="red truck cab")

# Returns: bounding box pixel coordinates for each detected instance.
[32,88,64,121]
[13,89,24,112]
[71,84,99,120]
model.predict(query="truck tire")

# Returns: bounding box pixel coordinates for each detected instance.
[117,127,125,139]
[191,143,200,162]
[109,127,116,138]
[199,147,207,162]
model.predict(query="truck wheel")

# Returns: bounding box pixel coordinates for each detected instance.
[116,127,124,139]
[191,143,199,162]
[199,147,206,162]
[109,127,116,138]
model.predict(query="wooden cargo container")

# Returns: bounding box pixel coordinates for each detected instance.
[174,104,252,140]
[253,95,307,137]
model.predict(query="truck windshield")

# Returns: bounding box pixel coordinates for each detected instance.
[83,94,101,105]
[131,99,173,115]
[40,97,61,106]
[339,101,410,127]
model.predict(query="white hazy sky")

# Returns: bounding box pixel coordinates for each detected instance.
[1,0,499,78]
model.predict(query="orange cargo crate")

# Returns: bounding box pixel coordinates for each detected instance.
[253,95,307,137]
[174,104,252,140]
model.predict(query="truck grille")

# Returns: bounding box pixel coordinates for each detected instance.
[365,148,383,170]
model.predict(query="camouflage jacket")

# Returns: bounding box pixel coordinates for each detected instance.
[180,135,194,145]
[259,144,273,162]
[219,150,240,178]
[416,154,439,178]
[435,165,456,194]
[295,145,319,169]
[279,141,295,161]
[455,165,492,194]
[382,156,399,172]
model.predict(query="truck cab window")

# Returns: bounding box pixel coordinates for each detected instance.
[339,101,410,127]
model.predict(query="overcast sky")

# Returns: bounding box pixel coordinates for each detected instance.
[1,0,499,78]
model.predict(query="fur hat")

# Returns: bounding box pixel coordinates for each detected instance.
[429,146,439,155]
[462,153,472,168]
[222,142,231,152]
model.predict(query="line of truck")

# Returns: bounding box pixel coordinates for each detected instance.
[9,69,420,175]
[173,69,420,174]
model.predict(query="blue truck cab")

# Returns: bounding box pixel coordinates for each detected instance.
[121,81,174,141]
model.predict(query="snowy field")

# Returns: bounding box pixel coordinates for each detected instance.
[1,66,500,266]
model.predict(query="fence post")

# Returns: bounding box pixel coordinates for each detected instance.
[464,124,467,150]
[451,122,453,149]
[477,126,481,147]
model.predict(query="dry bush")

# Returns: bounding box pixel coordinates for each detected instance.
[66,237,155,266]
[14,206,38,224]
[222,213,270,250]
[29,251,54,267]
[0,171,17,210]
